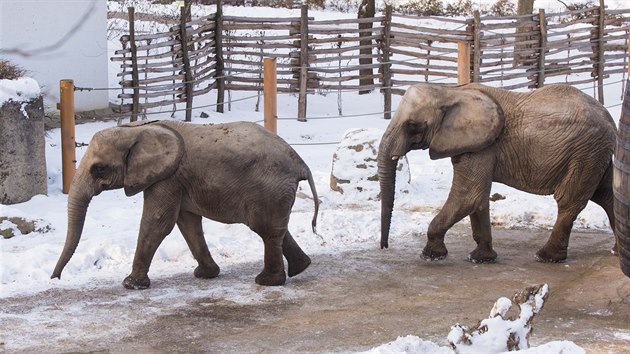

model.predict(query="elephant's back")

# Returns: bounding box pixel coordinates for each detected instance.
[176,121,304,175]
[494,86,615,194]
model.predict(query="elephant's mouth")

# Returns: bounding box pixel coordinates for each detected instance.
[409,141,428,151]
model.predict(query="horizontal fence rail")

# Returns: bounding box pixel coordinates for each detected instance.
[110,5,630,120]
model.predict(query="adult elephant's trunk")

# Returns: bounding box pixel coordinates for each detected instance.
[51,171,95,279]
[378,131,401,249]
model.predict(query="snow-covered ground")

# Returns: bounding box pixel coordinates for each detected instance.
[1,2,628,353]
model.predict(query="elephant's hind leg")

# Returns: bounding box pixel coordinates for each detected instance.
[177,210,220,279]
[253,226,287,286]
[283,231,311,277]
[537,183,592,263]
[590,162,617,255]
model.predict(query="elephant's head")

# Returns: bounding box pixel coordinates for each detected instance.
[378,84,504,248]
[51,121,184,279]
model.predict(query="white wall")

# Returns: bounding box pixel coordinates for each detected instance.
[0,0,109,112]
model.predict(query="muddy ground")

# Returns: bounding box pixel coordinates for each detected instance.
[2,226,630,353]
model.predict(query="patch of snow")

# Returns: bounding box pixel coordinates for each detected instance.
[0,77,41,104]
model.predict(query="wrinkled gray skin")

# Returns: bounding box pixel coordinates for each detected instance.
[379,83,617,263]
[51,120,319,289]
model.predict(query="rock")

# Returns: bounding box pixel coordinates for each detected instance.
[330,128,410,201]
[0,91,47,204]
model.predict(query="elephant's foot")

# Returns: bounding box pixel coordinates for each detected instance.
[287,254,311,277]
[194,263,220,279]
[535,246,567,263]
[122,275,151,290]
[422,242,448,261]
[468,247,497,264]
[255,270,286,286]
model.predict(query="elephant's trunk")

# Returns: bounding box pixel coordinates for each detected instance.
[378,131,400,249]
[51,171,95,279]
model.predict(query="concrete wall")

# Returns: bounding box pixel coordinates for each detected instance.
[0,0,109,112]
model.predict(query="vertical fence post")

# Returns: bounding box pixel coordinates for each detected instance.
[180,6,193,121]
[596,0,605,104]
[457,42,471,85]
[382,5,393,119]
[472,10,481,83]
[537,9,547,88]
[59,80,76,195]
[215,0,225,113]
[264,58,278,134]
[298,5,309,122]
[128,7,140,122]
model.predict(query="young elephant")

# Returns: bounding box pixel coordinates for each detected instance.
[51,120,319,289]
[379,83,617,263]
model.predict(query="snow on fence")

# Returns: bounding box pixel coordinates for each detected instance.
[109,5,630,121]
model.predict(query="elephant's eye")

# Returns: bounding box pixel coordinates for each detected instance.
[406,121,424,134]
[90,164,108,178]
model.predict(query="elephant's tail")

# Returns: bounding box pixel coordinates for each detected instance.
[306,169,320,234]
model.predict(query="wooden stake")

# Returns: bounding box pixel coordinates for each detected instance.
[180,6,193,121]
[263,58,277,134]
[128,7,139,122]
[59,79,76,195]
[298,5,308,122]
[457,41,471,85]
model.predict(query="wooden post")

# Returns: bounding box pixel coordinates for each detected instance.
[298,5,308,122]
[59,80,76,195]
[597,0,605,104]
[382,5,393,119]
[128,7,140,122]
[472,10,481,83]
[215,0,225,113]
[457,41,471,85]
[537,9,547,88]
[264,58,277,134]
[180,6,193,121]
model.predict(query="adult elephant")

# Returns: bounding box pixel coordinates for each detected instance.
[51,120,319,289]
[378,83,617,264]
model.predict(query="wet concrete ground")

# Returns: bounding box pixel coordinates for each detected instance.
[2,226,629,353]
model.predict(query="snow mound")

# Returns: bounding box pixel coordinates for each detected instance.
[363,284,586,354]
[330,128,410,201]
[0,77,41,104]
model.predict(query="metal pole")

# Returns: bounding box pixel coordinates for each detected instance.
[263,58,277,134]
[59,79,76,194]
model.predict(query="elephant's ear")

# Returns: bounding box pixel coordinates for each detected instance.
[124,125,184,196]
[429,89,504,160]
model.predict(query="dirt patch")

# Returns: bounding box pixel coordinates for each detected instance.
[1,227,629,353]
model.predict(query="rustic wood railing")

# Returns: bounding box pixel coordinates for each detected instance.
[111,5,630,120]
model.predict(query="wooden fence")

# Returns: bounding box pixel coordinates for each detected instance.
[111,5,630,120]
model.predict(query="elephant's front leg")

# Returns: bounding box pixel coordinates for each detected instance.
[177,210,220,279]
[468,199,497,263]
[423,152,494,260]
[123,183,182,290]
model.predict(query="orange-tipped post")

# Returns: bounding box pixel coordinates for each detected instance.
[59,79,76,194]
[263,57,277,134]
